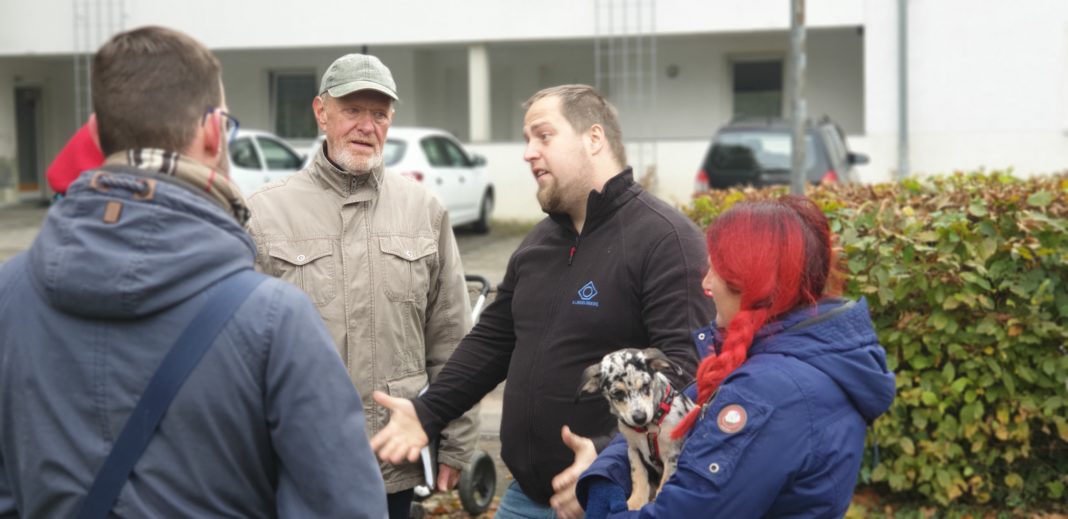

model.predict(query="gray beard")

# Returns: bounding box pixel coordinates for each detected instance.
[325,140,384,176]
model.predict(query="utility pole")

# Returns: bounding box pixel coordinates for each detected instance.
[789,0,807,195]
[897,0,909,180]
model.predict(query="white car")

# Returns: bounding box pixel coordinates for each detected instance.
[228,129,305,198]
[304,127,494,232]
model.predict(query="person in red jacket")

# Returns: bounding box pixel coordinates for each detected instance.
[46,114,105,196]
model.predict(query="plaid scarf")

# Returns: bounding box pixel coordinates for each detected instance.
[104,148,250,225]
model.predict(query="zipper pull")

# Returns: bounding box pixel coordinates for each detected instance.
[568,245,576,266]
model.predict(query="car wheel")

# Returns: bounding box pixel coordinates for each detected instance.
[472,191,493,234]
[458,450,497,515]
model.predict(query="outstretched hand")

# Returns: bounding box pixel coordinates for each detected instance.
[369,391,429,464]
[549,425,598,519]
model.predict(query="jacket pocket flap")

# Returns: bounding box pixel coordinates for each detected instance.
[386,371,429,399]
[378,236,436,262]
[267,239,333,266]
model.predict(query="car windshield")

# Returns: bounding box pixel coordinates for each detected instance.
[711,131,817,171]
[384,139,405,166]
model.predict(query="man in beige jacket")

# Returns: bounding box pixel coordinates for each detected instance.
[245,53,478,519]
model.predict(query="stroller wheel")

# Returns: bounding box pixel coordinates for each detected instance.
[458,450,497,515]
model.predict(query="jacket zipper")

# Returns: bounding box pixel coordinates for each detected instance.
[526,230,581,487]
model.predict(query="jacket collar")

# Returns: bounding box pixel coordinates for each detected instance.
[691,298,856,359]
[548,167,640,234]
[309,140,384,200]
[103,148,249,225]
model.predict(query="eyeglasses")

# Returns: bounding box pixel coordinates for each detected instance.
[205,107,240,143]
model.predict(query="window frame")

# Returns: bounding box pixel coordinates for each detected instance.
[437,136,473,168]
[269,69,319,140]
[728,55,785,119]
[255,135,303,170]
[229,136,264,170]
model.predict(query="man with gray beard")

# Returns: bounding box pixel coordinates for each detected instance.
[245,53,479,519]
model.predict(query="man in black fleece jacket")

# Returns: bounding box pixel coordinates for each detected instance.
[372,84,714,518]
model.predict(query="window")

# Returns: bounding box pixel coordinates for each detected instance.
[383,139,406,166]
[257,137,302,169]
[438,138,472,167]
[230,137,261,169]
[712,132,817,171]
[732,60,783,118]
[270,71,318,139]
[421,138,448,167]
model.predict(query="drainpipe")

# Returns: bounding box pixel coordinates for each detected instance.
[897,0,909,179]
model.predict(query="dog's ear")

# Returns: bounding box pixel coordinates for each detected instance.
[642,348,693,387]
[576,362,603,402]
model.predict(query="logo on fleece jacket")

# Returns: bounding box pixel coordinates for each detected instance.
[572,281,600,307]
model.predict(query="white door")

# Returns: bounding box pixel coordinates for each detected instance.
[417,137,460,217]
[228,136,267,197]
[436,137,480,221]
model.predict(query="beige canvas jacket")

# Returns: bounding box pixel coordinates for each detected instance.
[246,147,478,493]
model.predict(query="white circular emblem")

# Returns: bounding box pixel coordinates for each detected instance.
[296,254,306,262]
[698,333,706,340]
[405,250,413,258]
[716,404,748,434]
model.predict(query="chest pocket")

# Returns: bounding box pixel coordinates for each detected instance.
[378,236,437,303]
[267,239,337,306]
[676,389,774,491]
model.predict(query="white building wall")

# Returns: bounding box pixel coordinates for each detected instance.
[861,0,1068,181]
[215,46,423,144]
[0,0,864,56]
[0,57,76,190]
[2,0,1064,214]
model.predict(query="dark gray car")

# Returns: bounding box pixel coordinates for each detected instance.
[694,117,869,192]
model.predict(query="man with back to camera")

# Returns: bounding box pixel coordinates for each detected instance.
[245,53,479,519]
[371,84,716,519]
[0,26,386,518]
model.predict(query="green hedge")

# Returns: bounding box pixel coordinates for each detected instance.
[686,172,1068,511]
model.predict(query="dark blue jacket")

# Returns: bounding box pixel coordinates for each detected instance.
[0,167,387,518]
[577,298,896,518]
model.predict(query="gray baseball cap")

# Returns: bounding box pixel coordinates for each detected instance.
[319,53,398,100]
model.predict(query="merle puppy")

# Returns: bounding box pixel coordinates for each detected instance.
[579,348,694,510]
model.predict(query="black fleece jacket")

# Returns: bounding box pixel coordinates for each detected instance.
[413,169,714,504]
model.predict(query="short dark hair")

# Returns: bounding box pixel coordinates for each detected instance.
[523,84,626,166]
[92,26,222,155]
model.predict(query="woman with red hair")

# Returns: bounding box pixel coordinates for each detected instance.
[576,195,896,518]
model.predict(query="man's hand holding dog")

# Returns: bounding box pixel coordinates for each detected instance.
[550,425,598,519]
[370,391,428,464]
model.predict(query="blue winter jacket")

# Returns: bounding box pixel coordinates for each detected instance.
[577,298,896,518]
[0,167,387,518]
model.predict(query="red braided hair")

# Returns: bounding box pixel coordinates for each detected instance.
[672,195,838,439]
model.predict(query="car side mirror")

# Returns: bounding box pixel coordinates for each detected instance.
[848,152,869,165]
[471,153,487,167]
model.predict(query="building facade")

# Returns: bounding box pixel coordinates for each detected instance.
[1,0,1065,218]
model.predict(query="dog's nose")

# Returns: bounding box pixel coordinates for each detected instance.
[631,410,648,424]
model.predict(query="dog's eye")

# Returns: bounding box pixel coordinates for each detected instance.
[642,383,650,393]
[611,390,626,400]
